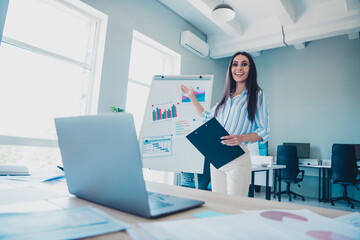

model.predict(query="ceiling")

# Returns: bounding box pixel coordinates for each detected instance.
[158,0,360,59]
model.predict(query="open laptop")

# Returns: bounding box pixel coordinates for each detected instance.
[55,113,204,219]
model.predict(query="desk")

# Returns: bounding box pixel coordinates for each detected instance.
[299,163,331,202]
[250,164,286,200]
[273,163,331,203]
[0,177,351,239]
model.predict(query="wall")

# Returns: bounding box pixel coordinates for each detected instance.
[80,0,229,113]
[254,35,360,198]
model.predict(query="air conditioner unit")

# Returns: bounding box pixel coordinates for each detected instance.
[180,30,209,58]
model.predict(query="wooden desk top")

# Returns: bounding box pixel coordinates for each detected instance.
[1,179,351,239]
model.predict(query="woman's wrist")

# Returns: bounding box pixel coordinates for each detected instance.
[188,93,196,101]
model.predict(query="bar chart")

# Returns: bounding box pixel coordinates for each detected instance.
[152,102,178,122]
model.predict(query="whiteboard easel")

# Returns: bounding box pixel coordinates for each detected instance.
[139,75,213,174]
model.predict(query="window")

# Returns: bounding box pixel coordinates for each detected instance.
[126,30,181,184]
[0,0,107,171]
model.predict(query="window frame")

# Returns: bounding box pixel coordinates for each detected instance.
[126,30,181,131]
[126,30,181,185]
[0,0,108,148]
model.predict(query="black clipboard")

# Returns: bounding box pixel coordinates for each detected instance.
[186,118,245,169]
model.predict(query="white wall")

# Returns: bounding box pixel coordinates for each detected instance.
[254,35,360,198]
[80,0,229,114]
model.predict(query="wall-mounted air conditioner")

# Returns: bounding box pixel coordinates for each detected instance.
[180,30,209,58]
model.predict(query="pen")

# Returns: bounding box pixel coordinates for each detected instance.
[43,175,65,182]
[57,166,64,172]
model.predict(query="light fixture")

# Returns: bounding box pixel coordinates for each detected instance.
[212,2,235,22]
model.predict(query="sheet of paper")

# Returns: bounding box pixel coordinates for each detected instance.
[138,209,360,240]
[0,187,66,205]
[139,214,288,240]
[0,205,127,240]
[126,225,155,240]
[2,170,65,182]
[142,135,172,158]
[335,212,360,229]
[0,200,60,213]
[242,209,360,240]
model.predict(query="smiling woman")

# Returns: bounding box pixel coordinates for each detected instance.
[0,0,107,171]
[181,51,270,197]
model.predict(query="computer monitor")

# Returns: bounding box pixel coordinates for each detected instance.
[353,144,360,161]
[283,142,310,158]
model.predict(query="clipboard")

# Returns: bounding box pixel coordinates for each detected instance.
[186,118,245,169]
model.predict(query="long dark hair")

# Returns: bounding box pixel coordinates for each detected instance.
[214,51,261,122]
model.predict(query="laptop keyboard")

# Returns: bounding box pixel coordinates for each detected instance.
[147,192,174,210]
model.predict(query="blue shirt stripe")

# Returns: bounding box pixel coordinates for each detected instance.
[201,89,270,144]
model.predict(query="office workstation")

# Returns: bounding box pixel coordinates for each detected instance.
[1,0,360,239]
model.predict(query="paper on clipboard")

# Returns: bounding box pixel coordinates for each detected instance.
[186,118,244,169]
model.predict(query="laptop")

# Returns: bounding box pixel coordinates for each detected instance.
[55,113,204,219]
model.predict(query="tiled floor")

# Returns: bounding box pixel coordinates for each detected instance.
[253,190,360,213]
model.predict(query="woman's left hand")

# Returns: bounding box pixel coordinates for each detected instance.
[220,135,244,146]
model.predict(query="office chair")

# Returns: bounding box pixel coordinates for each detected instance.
[273,145,305,201]
[330,144,360,209]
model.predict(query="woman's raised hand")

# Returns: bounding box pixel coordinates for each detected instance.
[180,84,204,115]
[180,84,194,97]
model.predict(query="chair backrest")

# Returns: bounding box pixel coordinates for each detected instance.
[277,145,300,180]
[331,144,357,184]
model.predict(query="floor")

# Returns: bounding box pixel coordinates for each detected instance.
[253,189,360,213]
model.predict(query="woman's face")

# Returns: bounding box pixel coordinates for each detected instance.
[231,54,250,83]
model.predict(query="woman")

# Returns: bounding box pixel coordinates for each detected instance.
[180,51,270,196]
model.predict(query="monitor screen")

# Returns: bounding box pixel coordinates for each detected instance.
[353,144,360,161]
[283,142,310,158]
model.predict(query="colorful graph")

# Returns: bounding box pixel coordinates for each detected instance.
[182,87,206,102]
[151,102,179,122]
[174,118,200,136]
[306,231,354,240]
[142,135,172,158]
[260,211,308,222]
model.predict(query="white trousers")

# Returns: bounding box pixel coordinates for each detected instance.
[210,145,252,196]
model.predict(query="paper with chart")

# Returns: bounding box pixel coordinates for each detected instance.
[150,101,179,122]
[173,117,202,137]
[181,86,207,103]
[335,212,360,229]
[135,209,360,240]
[142,135,172,158]
[0,206,127,240]
[139,75,213,173]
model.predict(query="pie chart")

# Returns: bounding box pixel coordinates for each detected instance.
[260,210,308,222]
[306,230,354,240]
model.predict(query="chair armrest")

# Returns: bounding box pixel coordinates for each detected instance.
[298,170,305,181]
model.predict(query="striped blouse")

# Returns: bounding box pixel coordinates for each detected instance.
[201,89,270,144]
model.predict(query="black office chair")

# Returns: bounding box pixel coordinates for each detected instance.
[274,145,305,201]
[330,144,360,209]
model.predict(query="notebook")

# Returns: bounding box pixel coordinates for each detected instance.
[186,117,245,169]
[0,164,29,176]
[55,113,204,219]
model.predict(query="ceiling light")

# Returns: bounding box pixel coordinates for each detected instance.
[212,3,235,22]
